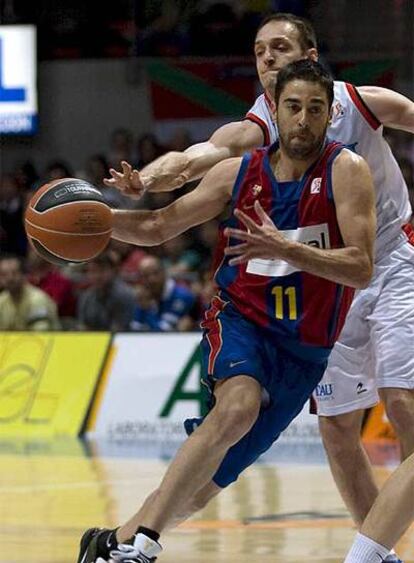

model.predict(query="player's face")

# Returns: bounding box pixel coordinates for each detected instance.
[276,79,331,160]
[255,21,316,94]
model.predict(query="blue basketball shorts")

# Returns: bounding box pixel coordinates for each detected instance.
[190,296,329,488]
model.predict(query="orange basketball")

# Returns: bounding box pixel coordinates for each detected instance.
[25,178,112,265]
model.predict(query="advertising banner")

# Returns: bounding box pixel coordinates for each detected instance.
[89,333,319,447]
[0,25,37,134]
[0,332,111,436]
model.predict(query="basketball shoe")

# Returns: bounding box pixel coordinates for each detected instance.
[109,533,162,562]
[77,527,116,563]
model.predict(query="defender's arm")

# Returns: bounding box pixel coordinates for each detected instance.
[357,86,414,133]
[104,120,263,196]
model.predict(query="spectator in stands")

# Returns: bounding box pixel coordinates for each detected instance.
[135,0,193,56]
[0,175,27,256]
[136,133,164,169]
[26,250,77,324]
[0,254,60,331]
[131,255,195,331]
[77,252,135,331]
[44,160,73,182]
[167,128,193,152]
[108,240,148,284]
[108,128,134,169]
[190,2,245,55]
[14,161,39,193]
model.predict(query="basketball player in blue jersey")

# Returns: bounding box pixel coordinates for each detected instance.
[105,14,414,563]
[345,452,414,562]
[77,60,376,563]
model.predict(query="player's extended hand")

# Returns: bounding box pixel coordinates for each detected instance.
[104,161,146,200]
[224,201,289,266]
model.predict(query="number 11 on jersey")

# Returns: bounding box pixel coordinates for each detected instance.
[272,286,298,320]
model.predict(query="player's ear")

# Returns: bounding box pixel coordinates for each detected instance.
[306,48,318,62]
[328,106,333,125]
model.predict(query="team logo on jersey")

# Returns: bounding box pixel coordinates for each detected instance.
[310,178,322,194]
[252,184,262,196]
[332,101,345,121]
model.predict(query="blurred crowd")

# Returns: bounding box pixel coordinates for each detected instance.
[4,1,310,60]
[0,127,217,333]
[1,126,413,333]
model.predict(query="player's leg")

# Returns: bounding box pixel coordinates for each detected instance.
[373,242,414,460]
[77,299,264,563]
[116,374,261,541]
[380,389,414,459]
[344,452,414,563]
[319,409,379,526]
[316,295,380,526]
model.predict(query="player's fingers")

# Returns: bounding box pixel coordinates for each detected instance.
[224,243,248,256]
[224,227,250,241]
[103,178,116,186]
[254,200,273,225]
[109,168,123,180]
[131,169,144,190]
[229,254,249,266]
[121,161,132,175]
[234,208,260,231]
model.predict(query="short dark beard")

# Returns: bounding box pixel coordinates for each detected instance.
[279,128,327,161]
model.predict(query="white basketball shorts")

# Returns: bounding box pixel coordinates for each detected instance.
[314,239,414,416]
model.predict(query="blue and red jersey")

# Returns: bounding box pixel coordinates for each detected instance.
[212,140,355,350]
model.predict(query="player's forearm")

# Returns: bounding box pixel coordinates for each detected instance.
[279,242,373,289]
[140,143,231,193]
[111,209,165,246]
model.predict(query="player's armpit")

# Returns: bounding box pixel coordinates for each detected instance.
[358,86,414,133]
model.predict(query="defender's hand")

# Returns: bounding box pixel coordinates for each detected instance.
[224,201,289,266]
[104,161,146,200]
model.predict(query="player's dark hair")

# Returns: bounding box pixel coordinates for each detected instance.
[275,60,334,108]
[256,13,317,52]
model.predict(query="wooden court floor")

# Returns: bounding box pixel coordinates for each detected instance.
[0,439,413,563]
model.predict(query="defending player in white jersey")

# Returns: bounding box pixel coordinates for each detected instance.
[105,13,414,563]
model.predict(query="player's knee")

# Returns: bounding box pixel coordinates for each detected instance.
[319,412,363,456]
[213,394,261,445]
[383,389,414,433]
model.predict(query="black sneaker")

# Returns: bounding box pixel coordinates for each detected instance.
[77,527,113,563]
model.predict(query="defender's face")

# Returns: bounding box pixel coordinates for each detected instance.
[255,21,308,93]
[276,79,331,160]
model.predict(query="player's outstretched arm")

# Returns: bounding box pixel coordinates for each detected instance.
[111,158,240,246]
[224,150,376,289]
[358,86,414,133]
[104,120,263,197]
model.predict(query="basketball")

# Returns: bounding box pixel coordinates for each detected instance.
[25,178,112,265]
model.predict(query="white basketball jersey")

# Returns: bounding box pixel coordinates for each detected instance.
[245,82,412,261]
